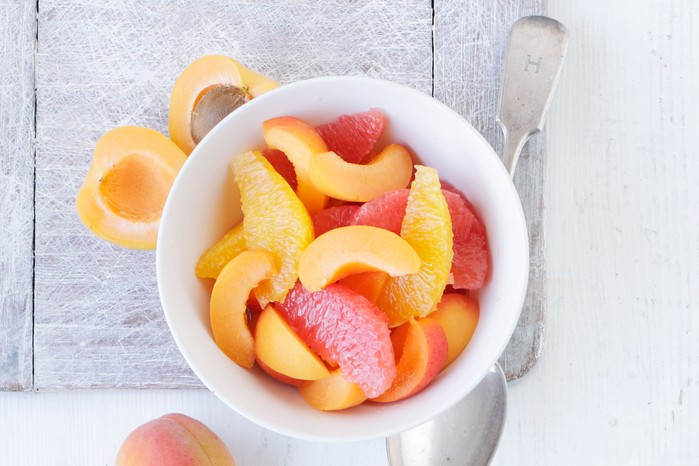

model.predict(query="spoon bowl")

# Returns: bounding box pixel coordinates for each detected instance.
[386,364,507,466]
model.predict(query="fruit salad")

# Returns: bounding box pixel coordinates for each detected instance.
[197,109,488,411]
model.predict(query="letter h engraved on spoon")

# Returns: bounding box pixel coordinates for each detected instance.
[524,54,543,74]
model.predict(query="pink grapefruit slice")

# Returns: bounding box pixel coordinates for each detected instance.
[315,108,387,164]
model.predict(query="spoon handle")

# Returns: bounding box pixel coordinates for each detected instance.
[497,16,569,177]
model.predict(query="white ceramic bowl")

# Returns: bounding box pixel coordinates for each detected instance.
[157,76,528,442]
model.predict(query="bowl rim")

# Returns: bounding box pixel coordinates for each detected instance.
[157,75,529,441]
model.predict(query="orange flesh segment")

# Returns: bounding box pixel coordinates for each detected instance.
[297,225,421,292]
[195,222,246,279]
[375,166,454,327]
[76,126,186,249]
[231,150,314,307]
[210,249,279,368]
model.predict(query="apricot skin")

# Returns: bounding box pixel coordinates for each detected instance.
[76,126,186,250]
[115,413,236,466]
[210,249,278,368]
[297,225,421,292]
[263,116,329,214]
[309,144,414,202]
[430,293,479,367]
[371,317,448,403]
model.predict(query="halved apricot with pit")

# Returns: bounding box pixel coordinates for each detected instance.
[169,55,279,155]
[76,126,187,249]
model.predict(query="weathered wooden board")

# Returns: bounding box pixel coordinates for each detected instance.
[434,0,546,381]
[0,0,36,391]
[33,0,433,389]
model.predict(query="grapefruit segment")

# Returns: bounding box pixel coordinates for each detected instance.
[262,148,297,190]
[315,108,387,164]
[277,282,396,398]
[311,205,360,237]
[231,150,314,307]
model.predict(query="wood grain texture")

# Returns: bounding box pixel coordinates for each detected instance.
[433,0,546,381]
[0,0,36,391]
[33,0,432,389]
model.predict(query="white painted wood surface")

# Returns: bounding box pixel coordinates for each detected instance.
[33,0,432,389]
[0,0,35,391]
[434,0,547,380]
[1,0,698,464]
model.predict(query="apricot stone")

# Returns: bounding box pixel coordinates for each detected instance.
[169,55,279,155]
[76,126,187,249]
[255,304,330,381]
[210,249,278,368]
[371,317,448,403]
[115,413,235,465]
[263,116,329,214]
[297,225,421,292]
[430,293,480,367]
[309,144,414,202]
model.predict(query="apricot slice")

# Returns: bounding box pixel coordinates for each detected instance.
[263,116,329,214]
[338,271,389,304]
[195,222,246,279]
[255,304,331,381]
[76,126,186,249]
[371,317,448,403]
[298,225,420,292]
[169,55,279,155]
[376,166,454,327]
[256,357,309,388]
[298,370,368,411]
[231,150,314,307]
[210,249,278,368]
[308,144,414,202]
[430,293,480,367]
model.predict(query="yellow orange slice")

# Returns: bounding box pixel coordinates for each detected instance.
[375,165,454,327]
[195,222,246,279]
[230,150,314,307]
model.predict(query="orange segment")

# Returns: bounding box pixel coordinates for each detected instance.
[195,222,246,279]
[375,166,454,327]
[210,249,278,368]
[230,150,314,307]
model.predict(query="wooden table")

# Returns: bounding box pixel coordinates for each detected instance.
[2,0,698,464]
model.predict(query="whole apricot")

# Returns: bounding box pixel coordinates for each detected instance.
[115,413,235,465]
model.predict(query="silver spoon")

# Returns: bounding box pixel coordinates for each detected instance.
[386,16,568,466]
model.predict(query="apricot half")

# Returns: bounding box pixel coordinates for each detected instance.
[263,116,329,214]
[76,126,186,249]
[169,55,279,155]
[297,225,421,292]
[309,144,414,202]
[371,317,448,403]
[210,249,278,368]
[254,304,330,381]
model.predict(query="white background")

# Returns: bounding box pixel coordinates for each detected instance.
[2,0,698,464]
